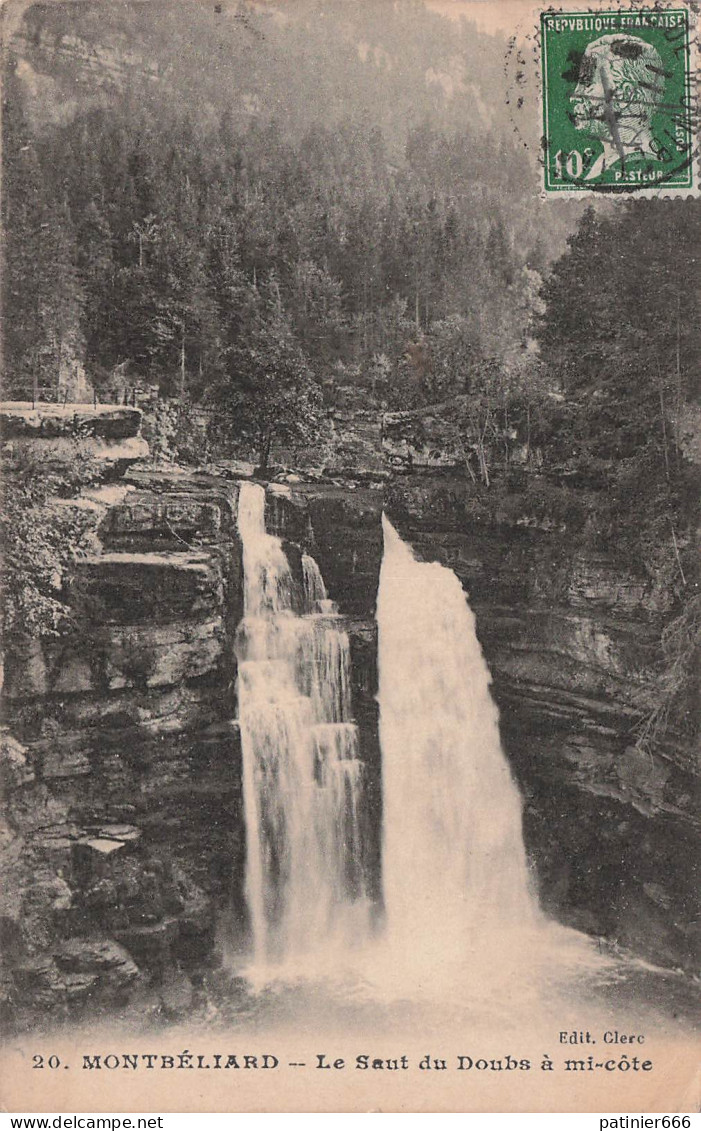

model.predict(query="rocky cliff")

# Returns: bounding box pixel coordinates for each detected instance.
[1,448,244,1028]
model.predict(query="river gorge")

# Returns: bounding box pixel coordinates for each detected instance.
[0,403,698,1044]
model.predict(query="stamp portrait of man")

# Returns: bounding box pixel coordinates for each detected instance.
[570,33,668,172]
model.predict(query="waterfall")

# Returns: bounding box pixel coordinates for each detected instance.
[376,514,539,969]
[235,482,369,967]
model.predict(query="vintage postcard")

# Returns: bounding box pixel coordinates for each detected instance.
[1,0,699,1115]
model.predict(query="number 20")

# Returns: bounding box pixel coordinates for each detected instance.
[33,1054,61,1068]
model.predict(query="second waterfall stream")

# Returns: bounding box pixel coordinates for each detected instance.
[377,512,538,936]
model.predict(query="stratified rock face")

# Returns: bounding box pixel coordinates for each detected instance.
[382,400,464,472]
[386,474,699,972]
[0,404,143,440]
[1,467,245,1028]
[325,410,385,476]
[1,403,149,478]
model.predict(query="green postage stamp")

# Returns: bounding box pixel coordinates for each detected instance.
[541,7,697,193]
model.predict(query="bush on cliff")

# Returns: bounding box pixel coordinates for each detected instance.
[1,447,101,642]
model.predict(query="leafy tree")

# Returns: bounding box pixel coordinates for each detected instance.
[209,305,324,471]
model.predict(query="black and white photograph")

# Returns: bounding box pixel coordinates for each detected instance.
[0,0,699,1114]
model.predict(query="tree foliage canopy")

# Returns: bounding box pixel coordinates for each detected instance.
[3,14,551,440]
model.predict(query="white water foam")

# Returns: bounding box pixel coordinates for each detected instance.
[371,513,603,1010]
[235,482,370,973]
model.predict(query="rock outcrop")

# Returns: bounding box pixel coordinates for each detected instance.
[1,409,246,1027]
[1,403,149,477]
[1,475,244,1028]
